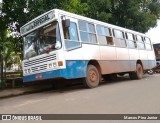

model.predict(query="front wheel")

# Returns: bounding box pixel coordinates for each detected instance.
[129,63,143,80]
[83,65,100,88]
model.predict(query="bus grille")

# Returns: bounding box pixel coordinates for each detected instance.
[24,54,56,67]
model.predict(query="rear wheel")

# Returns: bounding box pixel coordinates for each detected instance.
[83,65,100,88]
[129,63,143,80]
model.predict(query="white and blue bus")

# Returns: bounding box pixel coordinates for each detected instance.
[20,9,156,88]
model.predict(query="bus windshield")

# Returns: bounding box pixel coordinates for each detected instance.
[23,21,61,59]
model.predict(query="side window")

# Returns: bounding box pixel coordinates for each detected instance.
[137,35,143,42]
[69,23,79,41]
[97,25,111,36]
[63,22,78,41]
[79,20,87,31]
[114,30,124,39]
[144,37,152,50]
[137,35,145,50]
[127,33,134,41]
[96,25,113,45]
[78,20,97,44]
[145,37,151,44]
[113,29,126,47]
[126,32,136,49]
[88,23,95,33]
[88,23,97,43]
[62,20,80,50]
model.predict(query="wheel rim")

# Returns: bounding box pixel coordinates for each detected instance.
[84,65,100,88]
[89,69,97,83]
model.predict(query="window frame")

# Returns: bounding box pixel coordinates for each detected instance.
[125,32,137,49]
[78,20,97,44]
[96,24,113,46]
[113,29,126,48]
[144,37,152,50]
[136,35,145,50]
[62,20,81,51]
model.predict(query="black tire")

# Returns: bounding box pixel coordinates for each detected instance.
[83,65,100,88]
[129,63,143,80]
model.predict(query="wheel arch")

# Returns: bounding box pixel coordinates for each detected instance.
[129,59,144,80]
[87,60,102,76]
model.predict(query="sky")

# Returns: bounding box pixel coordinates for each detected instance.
[146,20,160,44]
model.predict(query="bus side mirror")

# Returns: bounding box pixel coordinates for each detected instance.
[63,19,70,28]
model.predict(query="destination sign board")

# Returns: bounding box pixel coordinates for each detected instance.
[20,11,55,35]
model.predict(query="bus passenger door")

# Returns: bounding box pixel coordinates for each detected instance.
[59,15,86,79]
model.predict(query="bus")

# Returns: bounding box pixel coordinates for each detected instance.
[20,9,156,88]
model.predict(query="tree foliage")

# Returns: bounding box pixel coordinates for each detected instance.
[1,0,160,35]
[85,0,112,22]
[108,0,160,32]
[84,0,160,33]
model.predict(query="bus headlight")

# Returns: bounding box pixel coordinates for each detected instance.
[24,69,31,74]
[49,63,52,68]
[28,69,31,73]
[53,62,57,67]
[24,69,27,74]
[48,62,57,68]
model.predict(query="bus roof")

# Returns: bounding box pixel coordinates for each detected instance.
[57,9,147,36]
[21,9,148,38]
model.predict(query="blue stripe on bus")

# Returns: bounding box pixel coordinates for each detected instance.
[23,60,156,82]
[23,60,89,82]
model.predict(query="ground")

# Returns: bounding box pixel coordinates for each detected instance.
[0,74,160,123]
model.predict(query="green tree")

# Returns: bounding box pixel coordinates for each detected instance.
[85,0,112,22]
[61,0,88,16]
[109,0,160,33]
[66,0,160,34]
[83,0,160,33]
